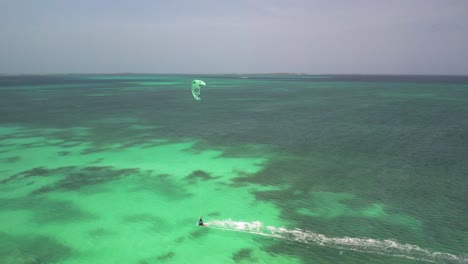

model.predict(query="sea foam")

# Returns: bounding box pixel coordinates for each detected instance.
[206,219,467,264]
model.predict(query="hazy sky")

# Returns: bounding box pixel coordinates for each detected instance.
[1,0,467,74]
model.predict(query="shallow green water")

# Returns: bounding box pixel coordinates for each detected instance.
[0,75,467,263]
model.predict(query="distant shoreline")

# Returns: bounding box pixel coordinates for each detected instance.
[1,73,468,77]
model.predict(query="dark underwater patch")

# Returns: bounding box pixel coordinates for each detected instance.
[0,232,73,264]
[0,196,96,224]
[55,166,138,191]
[88,228,114,239]
[121,213,169,233]
[0,166,67,184]
[2,156,20,163]
[189,228,209,239]
[232,248,257,263]
[156,251,175,261]
[174,236,185,243]
[184,170,218,183]
[131,173,192,200]
[20,167,52,177]
[122,213,162,223]
[34,199,96,224]
[138,251,175,264]
[208,211,221,217]
[58,151,70,156]
[28,166,138,194]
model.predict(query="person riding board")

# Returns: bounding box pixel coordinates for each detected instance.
[198,216,204,226]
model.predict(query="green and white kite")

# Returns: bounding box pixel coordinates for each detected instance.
[191,80,205,101]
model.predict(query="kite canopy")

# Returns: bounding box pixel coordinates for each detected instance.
[191,80,205,101]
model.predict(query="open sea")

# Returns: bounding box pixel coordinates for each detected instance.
[0,74,467,264]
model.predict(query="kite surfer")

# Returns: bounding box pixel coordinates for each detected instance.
[198,216,204,226]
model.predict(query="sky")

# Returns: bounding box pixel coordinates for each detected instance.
[0,0,467,75]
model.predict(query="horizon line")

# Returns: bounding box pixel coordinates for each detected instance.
[1,72,468,77]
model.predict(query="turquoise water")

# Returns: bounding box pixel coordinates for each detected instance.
[0,74,467,263]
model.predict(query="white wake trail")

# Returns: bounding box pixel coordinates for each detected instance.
[206,219,467,264]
